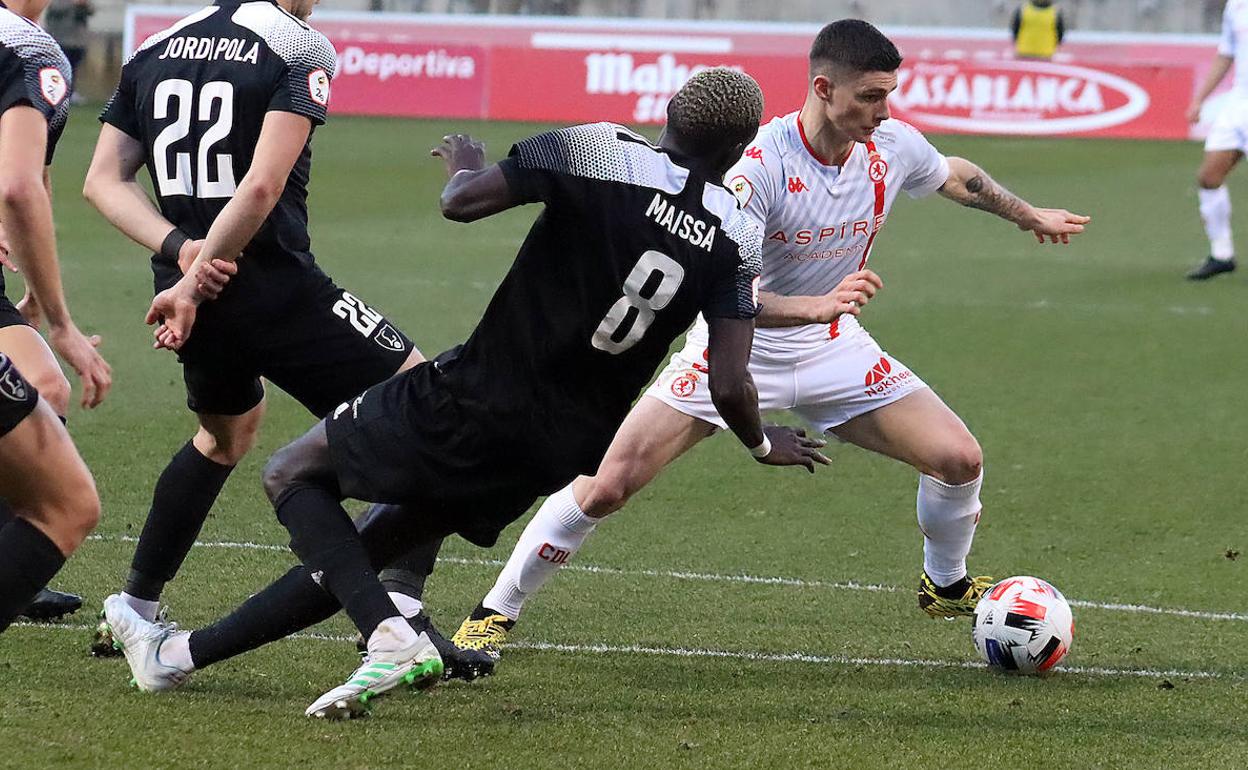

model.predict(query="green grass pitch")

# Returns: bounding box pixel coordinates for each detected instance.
[1,108,1247,768]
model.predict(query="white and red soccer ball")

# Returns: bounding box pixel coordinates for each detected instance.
[972,576,1074,674]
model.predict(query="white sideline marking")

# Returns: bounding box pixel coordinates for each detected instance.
[11,621,1235,681]
[84,534,1248,624]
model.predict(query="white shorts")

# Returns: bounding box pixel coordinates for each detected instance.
[1205,94,1248,153]
[645,321,928,434]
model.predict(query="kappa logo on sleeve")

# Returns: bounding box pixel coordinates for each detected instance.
[39,68,68,106]
[307,68,330,106]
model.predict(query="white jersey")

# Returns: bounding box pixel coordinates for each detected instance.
[686,111,948,357]
[1223,0,1248,96]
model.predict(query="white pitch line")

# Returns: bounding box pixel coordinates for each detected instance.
[10,621,1235,681]
[84,534,1248,624]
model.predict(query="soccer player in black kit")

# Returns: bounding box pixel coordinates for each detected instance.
[0,0,106,632]
[80,0,478,660]
[105,67,830,718]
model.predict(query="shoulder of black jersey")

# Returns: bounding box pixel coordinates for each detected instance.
[0,8,69,74]
[229,1,336,77]
[706,181,762,268]
[123,5,221,66]
[512,121,693,196]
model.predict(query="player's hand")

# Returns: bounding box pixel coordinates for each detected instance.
[188,258,238,301]
[16,289,41,330]
[145,279,200,351]
[1186,102,1203,124]
[811,270,883,322]
[754,425,831,473]
[431,134,486,175]
[1021,207,1090,244]
[48,320,111,408]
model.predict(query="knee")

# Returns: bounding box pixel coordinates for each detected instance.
[40,477,99,551]
[193,422,259,466]
[262,446,301,507]
[931,438,983,486]
[1198,170,1225,190]
[28,369,71,418]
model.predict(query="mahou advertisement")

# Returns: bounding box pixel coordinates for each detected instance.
[125,8,1215,141]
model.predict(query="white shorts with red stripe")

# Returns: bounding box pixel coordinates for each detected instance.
[645,318,928,434]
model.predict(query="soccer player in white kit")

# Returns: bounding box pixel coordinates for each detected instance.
[1186,0,1248,280]
[449,19,1090,662]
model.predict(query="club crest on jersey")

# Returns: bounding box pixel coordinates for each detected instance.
[307,69,330,107]
[38,68,67,106]
[373,323,405,352]
[670,372,698,398]
[0,368,27,402]
[728,175,754,208]
[868,154,889,183]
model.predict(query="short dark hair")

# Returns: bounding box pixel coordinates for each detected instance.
[809,19,902,77]
[667,67,764,150]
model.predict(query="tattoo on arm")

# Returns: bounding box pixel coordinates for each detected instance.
[958,172,1030,224]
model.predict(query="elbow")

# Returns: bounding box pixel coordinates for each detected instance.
[439,190,474,223]
[241,177,285,211]
[0,174,41,211]
[82,170,104,207]
[709,375,752,412]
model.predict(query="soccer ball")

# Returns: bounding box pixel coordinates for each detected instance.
[971,576,1074,674]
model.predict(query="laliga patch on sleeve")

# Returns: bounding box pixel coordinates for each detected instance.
[39,67,67,106]
[729,174,754,208]
[307,69,330,107]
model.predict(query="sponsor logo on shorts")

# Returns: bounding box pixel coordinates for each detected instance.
[374,323,406,352]
[670,371,698,398]
[332,393,364,420]
[0,368,26,401]
[863,355,913,397]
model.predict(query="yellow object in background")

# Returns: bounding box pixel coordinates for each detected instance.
[1014,1,1061,59]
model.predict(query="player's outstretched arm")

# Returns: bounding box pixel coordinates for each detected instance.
[939,156,1090,244]
[432,134,519,222]
[706,316,830,473]
[755,269,883,328]
[0,107,111,407]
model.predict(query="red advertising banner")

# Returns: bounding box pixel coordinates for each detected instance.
[124,8,1217,140]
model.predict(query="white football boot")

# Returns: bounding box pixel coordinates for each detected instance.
[305,620,443,720]
[102,594,192,692]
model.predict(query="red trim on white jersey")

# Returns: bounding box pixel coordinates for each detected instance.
[796,114,854,167]
[828,139,886,341]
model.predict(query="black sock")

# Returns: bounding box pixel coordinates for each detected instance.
[275,486,397,640]
[126,441,234,601]
[0,518,66,632]
[188,566,339,668]
[373,504,442,603]
[470,602,516,630]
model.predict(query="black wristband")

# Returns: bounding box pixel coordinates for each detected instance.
[160,228,190,262]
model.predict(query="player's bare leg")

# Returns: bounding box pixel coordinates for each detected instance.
[829,387,990,617]
[0,323,83,620]
[0,398,100,632]
[1189,149,1242,280]
[454,396,715,661]
[92,400,266,655]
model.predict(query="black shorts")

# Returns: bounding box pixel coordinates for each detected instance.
[0,291,30,331]
[325,359,563,547]
[169,267,413,417]
[0,353,39,438]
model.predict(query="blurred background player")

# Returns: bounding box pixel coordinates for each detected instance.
[447,19,1091,665]
[1010,0,1065,60]
[103,68,829,719]
[79,0,482,662]
[1186,0,1248,280]
[0,0,105,631]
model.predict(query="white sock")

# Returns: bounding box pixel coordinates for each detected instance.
[1199,186,1235,260]
[916,472,984,587]
[388,591,423,619]
[482,484,599,620]
[160,631,194,672]
[366,615,419,657]
[121,592,160,622]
